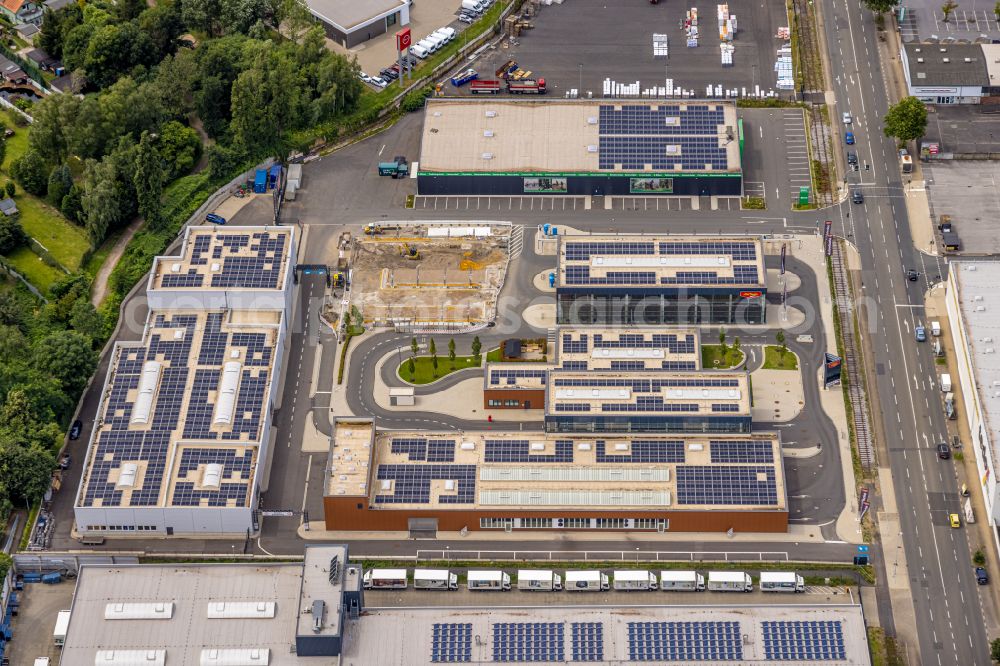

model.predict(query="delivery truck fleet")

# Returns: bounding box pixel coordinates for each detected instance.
[362,568,805,593]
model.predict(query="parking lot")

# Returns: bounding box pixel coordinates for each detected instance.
[898,0,1000,42]
[925,161,1000,255]
[447,0,791,98]
[923,105,1000,156]
[5,579,75,664]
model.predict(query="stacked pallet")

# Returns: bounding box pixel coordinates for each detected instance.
[775,44,794,89]
[685,8,699,47]
[721,43,734,66]
[717,5,737,41]
[653,33,670,58]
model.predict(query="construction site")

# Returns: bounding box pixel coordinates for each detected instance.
[350,223,513,326]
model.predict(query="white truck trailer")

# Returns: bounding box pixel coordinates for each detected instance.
[53,610,71,646]
[413,569,458,590]
[759,571,805,592]
[612,570,658,591]
[565,570,610,591]
[707,571,753,592]
[467,570,511,591]
[362,568,408,590]
[659,570,705,591]
[517,569,563,591]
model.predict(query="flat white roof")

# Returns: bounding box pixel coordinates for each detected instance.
[304,0,406,31]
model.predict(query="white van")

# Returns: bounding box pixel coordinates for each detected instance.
[565,570,610,591]
[434,27,456,41]
[517,569,562,591]
[410,44,430,59]
[612,570,658,591]
[363,568,408,590]
[427,34,447,51]
[417,38,439,53]
[467,570,511,591]
[931,320,942,337]
[759,571,805,593]
[659,570,705,591]
[462,0,484,13]
[941,373,952,392]
[414,569,458,590]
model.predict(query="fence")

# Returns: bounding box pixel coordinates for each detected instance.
[0,255,45,300]
[0,94,31,123]
[12,553,139,575]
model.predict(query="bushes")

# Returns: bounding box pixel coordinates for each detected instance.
[11,150,49,196]
[0,216,26,253]
[401,86,433,113]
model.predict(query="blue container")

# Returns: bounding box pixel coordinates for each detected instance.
[253,169,267,194]
[20,573,41,583]
[548,272,555,287]
[41,572,62,584]
[551,227,558,235]
[268,164,282,189]
[542,223,551,235]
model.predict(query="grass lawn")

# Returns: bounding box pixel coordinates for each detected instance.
[701,344,745,369]
[0,108,27,173]
[5,245,64,292]
[763,345,799,370]
[14,195,88,271]
[398,354,482,384]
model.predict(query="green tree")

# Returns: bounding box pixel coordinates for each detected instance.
[733,337,741,357]
[27,92,80,165]
[942,0,958,21]
[884,97,929,143]
[39,5,83,60]
[115,0,147,22]
[181,0,222,36]
[775,330,787,356]
[0,441,56,505]
[406,357,415,378]
[61,22,96,73]
[429,338,436,356]
[157,120,201,178]
[134,131,164,229]
[411,337,418,355]
[11,150,49,196]
[0,217,26,254]
[991,637,1000,662]
[718,327,727,352]
[84,22,157,89]
[46,164,73,208]
[995,0,1000,19]
[861,0,899,12]
[69,299,104,342]
[61,185,83,223]
[342,308,351,332]
[31,330,97,395]
[4,182,12,199]
[432,354,439,376]
[221,0,275,35]
[448,338,456,367]
[974,548,987,566]
[138,2,184,57]
[471,336,482,357]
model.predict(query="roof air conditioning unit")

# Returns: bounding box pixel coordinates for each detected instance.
[943,57,951,62]
[587,116,598,124]
[917,58,925,63]
[484,130,494,137]
[485,110,497,117]
[481,152,493,159]
[587,145,599,152]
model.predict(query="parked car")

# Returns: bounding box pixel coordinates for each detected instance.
[359,72,373,84]
[976,567,989,585]
[845,132,855,145]
[852,190,864,204]
[68,419,83,440]
[899,148,909,158]
[842,112,852,124]
[458,13,474,23]
[937,443,951,460]
[371,77,388,88]
[206,213,226,225]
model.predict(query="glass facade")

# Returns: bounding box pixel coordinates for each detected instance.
[556,291,765,326]
[544,414,752,434]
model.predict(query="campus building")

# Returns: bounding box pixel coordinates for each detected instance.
[74,227,296,537]
[544,371,750,434]
[56,543,871,664]
[555,235,767,325]
[306,0,410,49]
[417,100,743,197]
[323,420,782,533]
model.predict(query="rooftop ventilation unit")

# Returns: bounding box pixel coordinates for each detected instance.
[485,110,497,117]
[116,463,139,489]
[212,362,242,427]
[481,152,493,160]
[202,463,223,489]
[484,130,494,137]
[130,361,162,425]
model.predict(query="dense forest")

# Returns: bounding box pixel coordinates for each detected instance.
[0,0,364,519]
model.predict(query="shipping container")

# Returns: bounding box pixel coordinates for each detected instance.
[451,69,479,87]
[470,80,501,94]
[253,169,267,194]
[659,570,705,591]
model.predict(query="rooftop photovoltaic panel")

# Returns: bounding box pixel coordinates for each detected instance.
[484,440,574,463]
[595,440,685,463]
[571,622,604,662]
[676,466,779,505]
[431,623,473,663]
[374,464,476,504]
[152,228,292,291]
[492,622,565,663]
[762,621,847,661]
[599,104,726,135]
[709,440,775,463]
[627,621,742,662]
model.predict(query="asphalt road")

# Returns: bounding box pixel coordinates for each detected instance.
[820,0,990,662]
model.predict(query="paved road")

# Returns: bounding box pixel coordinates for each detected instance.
[819,0,990,662]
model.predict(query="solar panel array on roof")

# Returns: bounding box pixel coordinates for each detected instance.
[553,377,739,390]
[492,622,564,663]
[710,440,775,463]
[390,438,456,462]
[602,399,700,413]
[374,465,476,504]
[565,241,655,260]
[207,232,287,289]
[431,623,472,663]
[571,623,604,662]
[676,466,778,505]
[762,621,846,661]
[627,621,742,661]
[160,269,204,288]
[600,136,729,170]
[600,104,726,135]
[592,333,697,353]
[171,448,253,507]
[659,241,756,259]
[595,440,685,463]
[489,368,548,386]
[484,440,574,463]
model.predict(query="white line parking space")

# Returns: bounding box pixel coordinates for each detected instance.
[413,195,587,211]
[612,196,693,212]
[783,110,812,202]
[743,181,766,198]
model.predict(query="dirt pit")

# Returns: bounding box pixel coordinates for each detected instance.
[351,224,511,325]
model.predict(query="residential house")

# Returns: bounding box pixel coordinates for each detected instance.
[0,0,43,25]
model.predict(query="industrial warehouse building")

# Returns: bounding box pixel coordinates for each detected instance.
[946,262,1000,527]
[306,0,410,48]
[417,100,743,196]
[74,227,295,537]
[57,543,871,664]
[556,235,767,325]
[324,420,785,533]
